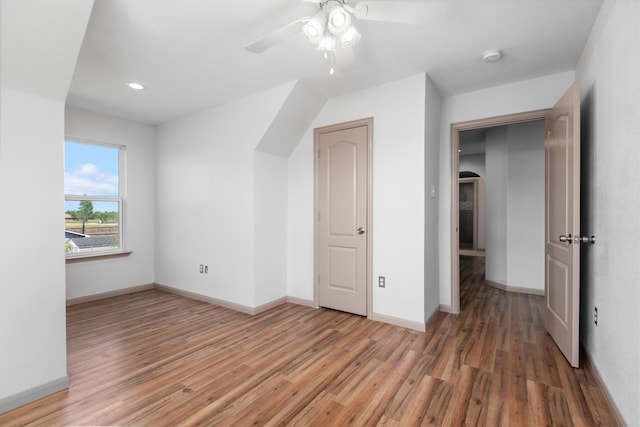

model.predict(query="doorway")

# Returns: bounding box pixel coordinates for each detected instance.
[314,117,373,317]
[458,174,485,255]
[450,84,582,368]
[450,110,547,314]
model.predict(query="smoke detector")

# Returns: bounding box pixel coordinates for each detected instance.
[481,49,503,62]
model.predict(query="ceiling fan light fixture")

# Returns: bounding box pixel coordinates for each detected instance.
[340,25,361,48]
[317,31,336,52]
[303,10,327,43]
[327,4,351,35]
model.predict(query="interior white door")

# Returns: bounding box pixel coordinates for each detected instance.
[544,83,581,367]
[316,121,369,316]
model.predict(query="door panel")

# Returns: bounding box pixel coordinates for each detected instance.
[316,123,369,316]
[545,83,580,367]
[547,256,568,323]
[329,246,357,291]
[329,142,358,236]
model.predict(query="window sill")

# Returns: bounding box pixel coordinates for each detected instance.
[66,250,133,264]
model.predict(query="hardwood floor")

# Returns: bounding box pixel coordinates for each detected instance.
[0,259,621,426]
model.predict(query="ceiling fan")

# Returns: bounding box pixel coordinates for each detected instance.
[245,0,440,72]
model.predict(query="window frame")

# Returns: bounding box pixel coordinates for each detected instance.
[64,138,128,260]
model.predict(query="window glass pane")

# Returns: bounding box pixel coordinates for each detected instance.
[64,141,119,196]
[65,200,120,254]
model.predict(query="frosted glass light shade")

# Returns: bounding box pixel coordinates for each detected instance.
[303,10,327,44]
[340,25,361,47]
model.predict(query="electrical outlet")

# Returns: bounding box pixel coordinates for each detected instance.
[378,276,386,288]
[199,264,204,274]
[204,265,208,274]
[594,307,598,325]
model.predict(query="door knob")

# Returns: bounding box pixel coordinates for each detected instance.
[559,234,572,243]
[356,227,366,235]
[559,234,596,244]
[575,235,596,244]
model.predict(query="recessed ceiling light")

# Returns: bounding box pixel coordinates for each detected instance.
[481,49,502,63]
[126,82,145,90]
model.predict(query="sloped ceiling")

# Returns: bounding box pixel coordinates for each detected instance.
[66,0,603,125]
[255,82,327,158]
[1,0,93,101]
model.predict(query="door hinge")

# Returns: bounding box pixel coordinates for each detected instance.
[317,150,320,159]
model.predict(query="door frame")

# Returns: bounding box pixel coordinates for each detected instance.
[450,110,547,313]
[314,117,374,318]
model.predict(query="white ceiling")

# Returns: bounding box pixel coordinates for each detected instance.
[66,0,603,125]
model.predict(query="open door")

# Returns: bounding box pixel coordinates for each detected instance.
[544,83,581,367]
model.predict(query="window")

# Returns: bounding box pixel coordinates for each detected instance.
[64,140,125,256]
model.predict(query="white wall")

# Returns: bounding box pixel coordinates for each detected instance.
[576,1,640,423]
[64,107,157,299]
[438,71,576,307]
[459,154,485,178]
[0,89,70,412]
[287,73,429,325]
[483,121,545,290]
[155,83,294,307]
[424,75,442,319]
[505,120,544,291]
[253,151,288,306]
[484,126,508,285]
[0,0,93,412]
[286,129,315,301]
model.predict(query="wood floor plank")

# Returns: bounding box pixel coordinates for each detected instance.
[421,378,454,426]
[0,256,623,426]
[441,364,479,425]
[527,379,552,426]
[466,369,493,425]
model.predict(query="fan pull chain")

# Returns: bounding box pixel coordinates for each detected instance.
[330,51,335,75]
[323,50,335,75]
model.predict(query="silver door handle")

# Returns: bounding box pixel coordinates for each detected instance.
[356,227,366,235]
[575,235,596,244]
[559,234,596,244]
[559,234,572,243]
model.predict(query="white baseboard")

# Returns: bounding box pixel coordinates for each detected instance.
[154,284,257,315]
[0,376,68,415]
[439,304,454,313]
[66,283,155,306]
[581,346,626,426]
[253,297,287,315]
[286,296,316,308]
[369,312,425,332]
[67,282,295,316]
[425,306,440,325]
[486,280,544,296]
[66,284,431,333]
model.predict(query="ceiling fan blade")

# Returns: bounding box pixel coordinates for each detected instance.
[245,18,306,54]
[353,1,445,25]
